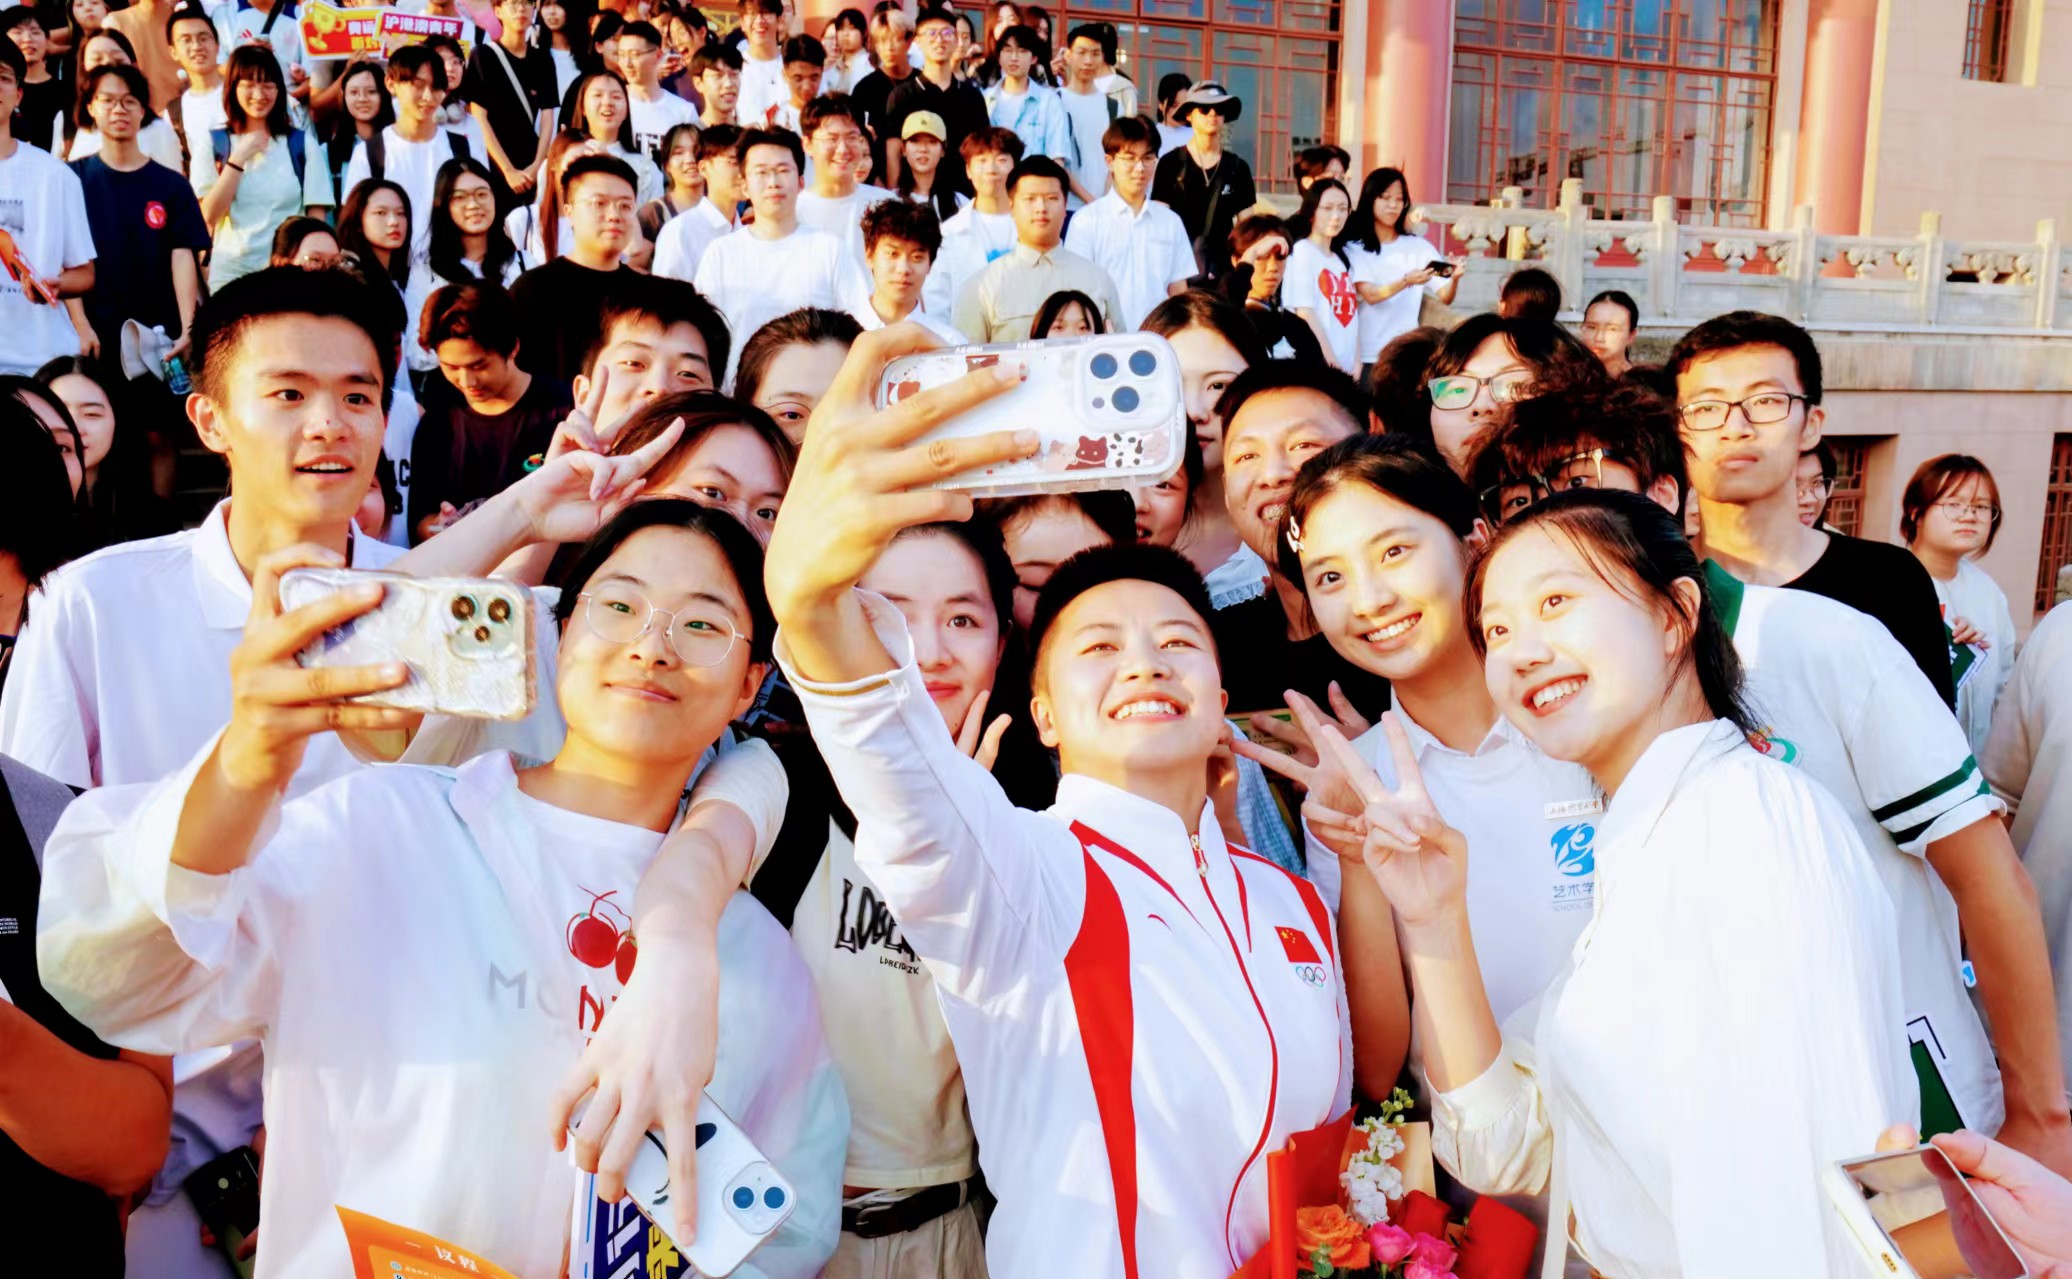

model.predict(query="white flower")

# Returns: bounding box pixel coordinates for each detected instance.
[1340,1117,1410,1227]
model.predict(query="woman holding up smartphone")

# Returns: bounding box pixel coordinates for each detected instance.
[1342,167,1457,380]
[1291,489,1912,1277]
[38,500,847,1276]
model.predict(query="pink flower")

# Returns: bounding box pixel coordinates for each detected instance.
[1366,1222,1415,1265]
[1403,1263,1457,1279]
[1410,1233,1458,1271]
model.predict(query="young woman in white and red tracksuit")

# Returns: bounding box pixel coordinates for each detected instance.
[754,330,1354,1279]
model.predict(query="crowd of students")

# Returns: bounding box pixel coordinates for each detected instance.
[5,2,2072,1278]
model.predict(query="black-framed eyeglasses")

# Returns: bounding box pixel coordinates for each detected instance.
[1478,448,1612,524]
[577,588,742,667]
[1678,392,1808,432]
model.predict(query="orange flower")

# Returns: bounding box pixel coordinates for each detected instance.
[1295,1205,1371,1273]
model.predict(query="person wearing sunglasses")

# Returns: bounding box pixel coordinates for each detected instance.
[1471,380,2072,1186]
[1222,210,1322,363]
[1408,312,1605,478]
[1902,453,2017,758]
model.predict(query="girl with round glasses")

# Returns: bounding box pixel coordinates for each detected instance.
[1903,453,2016,756]
[39,500,847,1274]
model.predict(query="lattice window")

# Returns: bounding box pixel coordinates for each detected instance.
[1059,0,1341,193]
[1449,1,1777,225]
[2036,436,2072,614]
[1964,0,2014,82]
[1823,437,1870,538]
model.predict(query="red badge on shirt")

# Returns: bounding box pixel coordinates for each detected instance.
[144,201,168,230]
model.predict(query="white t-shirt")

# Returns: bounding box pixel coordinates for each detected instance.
[626,87,699,162]
[1283,238,1360,372]
[214,0,309,99]
[693,224,871,383]
[1982,600,2072,1109]
[1708,563,2007,1135]
[0,141,95,374]
[1062,191,1196,331]
[1157,121,1191,155]
[848,296,965,345]
[652,197,732,282]
[1056,86,1111,209]
[736,48,789,128]
[180,87,230,192]
[928,205,1015,316]
[1350,233,1445,364]
[796,183,897,265]
[69,118,186,172]
[1931,557,2018,758]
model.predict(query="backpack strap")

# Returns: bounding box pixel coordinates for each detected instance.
[447,130,471,162]
[0,757,76,873]
[745,731,850,932]
[285,128,305,184]
[365,129,386,182]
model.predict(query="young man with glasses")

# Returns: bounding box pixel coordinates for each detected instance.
[1667,309,1957,706]
[982,24,1069,169]
[732,0,790,138]
[795,96,894,264]
[1468,378,2072,1186]
[692,42,744,128]
[882,7,984,190]
[615,20,696,162]
[462,0,558,206]
[509,154,640,381]
[1795,441,1837,528]
[1063,115,1194,331]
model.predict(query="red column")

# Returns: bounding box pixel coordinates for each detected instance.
[1364,0,1453,203]
[1794,0,1879,234]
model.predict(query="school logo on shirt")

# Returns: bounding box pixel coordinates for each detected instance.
[1276,925,1328,988]
[1319,268,1356,327]
[1551,823,1595,877]
[144,201,168,230]
[1748,726,1800,765]
[834,875,920,975]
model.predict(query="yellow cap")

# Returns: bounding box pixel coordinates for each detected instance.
[902,111,948,141]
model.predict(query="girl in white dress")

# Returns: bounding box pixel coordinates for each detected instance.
[1301,488,1912,1278]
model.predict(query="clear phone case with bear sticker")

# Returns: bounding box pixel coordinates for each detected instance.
[877,333,1188,497]
[278,568,538,721]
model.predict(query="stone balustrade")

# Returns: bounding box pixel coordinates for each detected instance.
[1400,177,2072,335]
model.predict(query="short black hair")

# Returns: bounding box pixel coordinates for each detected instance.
[1291,144,1349,183]
[1006,154,1068,195]
[692,42,744,75]
[781,33,825,66]
[0,5,40,39]
[982,490,1138,550]
[189,267,401,412]
[0,28,21,80]
[164,2,216,44]
[995,23,1043,55]
[561,151,640,199]
[961,125,1024,162]
[553,498,776,665]
[740,0,785,15]
[76,63,156,130]
[799,93,857,138]
[861,198,942,259]
[1157,71,1192,108]
[1498,266,1562,323]
[422,281,522,357]
[1028,541,1218,677]
[914,5,957,30]
[1101,113,1158,158]
[695,122,743,164]
[619,19,662,47]
[1216,359,1370,439]
[587,275,734,386]
[735,125,804,172]
[1664,309,1824,405]
[387,42,448,92]
[1806,438,1837,484]
[1465,381,1688,519]
[1065,21,1115,62]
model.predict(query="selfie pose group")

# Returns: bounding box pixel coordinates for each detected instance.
[3,2,2072,1277]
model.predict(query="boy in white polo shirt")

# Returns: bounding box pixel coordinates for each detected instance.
[1063,114,1194,330]
[850,197,963,343]
[1472,383,2072,1178]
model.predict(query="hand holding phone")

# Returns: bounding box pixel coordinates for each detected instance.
[1827,1144,2030,1278]
[277,569,537,721]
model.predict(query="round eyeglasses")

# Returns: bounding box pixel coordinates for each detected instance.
[1478,448,1611,524]
[578,587,742,667]
[1427,371,1533,411]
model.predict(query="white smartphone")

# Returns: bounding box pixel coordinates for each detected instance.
[876,333,1187,497]
[1825,1145,2027,1278]
[568,1093,796,1279]
[277,568,537,721]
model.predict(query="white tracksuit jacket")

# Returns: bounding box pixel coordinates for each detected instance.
[780,594,1353,1279]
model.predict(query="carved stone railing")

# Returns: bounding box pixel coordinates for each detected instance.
[1402,178,2072,333]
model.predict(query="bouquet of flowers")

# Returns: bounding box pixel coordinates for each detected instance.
[1292,1090,1459,1278]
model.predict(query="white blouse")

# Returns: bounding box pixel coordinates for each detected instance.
[1429,720,1913,1279]
[1932,556,2018,758]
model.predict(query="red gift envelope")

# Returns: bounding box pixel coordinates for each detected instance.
[1230,1110,1357,1279]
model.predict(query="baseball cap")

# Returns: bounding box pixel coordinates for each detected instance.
[901,110,947,141]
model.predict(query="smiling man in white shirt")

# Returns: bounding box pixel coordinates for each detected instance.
[849,197,963,343]
[1063,115,1194,331]
[694,127,871,382]
[732,0,789,132]
[794,96,894,264]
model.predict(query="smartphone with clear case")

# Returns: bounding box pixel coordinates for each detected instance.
[277,568,537,721]
[877,333,1187,497]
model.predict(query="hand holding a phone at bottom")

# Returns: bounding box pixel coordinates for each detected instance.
[1876,1124,2072,1275]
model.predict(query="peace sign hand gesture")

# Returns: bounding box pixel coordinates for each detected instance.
[1314,711,1470,929]
[1229,688,1372,863]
